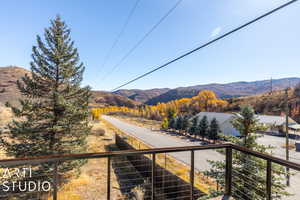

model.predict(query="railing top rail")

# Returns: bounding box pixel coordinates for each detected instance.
[0,143,300,171]
[0,144,230,167]
[231,144,300,171]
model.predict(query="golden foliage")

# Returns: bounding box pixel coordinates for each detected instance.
[92,90,227,121]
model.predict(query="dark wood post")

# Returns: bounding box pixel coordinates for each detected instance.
[53,162,58,200]
[190,150,195,200]
[107,157,111,200]
[225,147,232,196]
[152,153,156,200]
[266,160,272,200]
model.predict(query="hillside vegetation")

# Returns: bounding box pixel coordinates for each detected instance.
[0,103,12,128]
[113,88,169,103]
[95,87,300,124]
[2,66,299,121]
[0,66,30,106]
[92,90,228,121]
[226,88,300,122]
[90,91,140,108]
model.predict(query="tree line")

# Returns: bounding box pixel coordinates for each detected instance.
[92,90,228,121]
[162,114,220,143]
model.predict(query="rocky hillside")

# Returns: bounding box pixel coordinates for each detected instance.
[0,66,139,107]
[0,66,30,106]
[114,78,300,105]
[113,88,169,103]
[90,91,140,108]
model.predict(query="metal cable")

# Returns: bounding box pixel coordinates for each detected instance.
[111,0,298,91]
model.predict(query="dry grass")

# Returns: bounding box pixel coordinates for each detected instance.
[0,104,12,127]
[281,143,295,150]
[0,104,13,160]
[109,114,161,130]
[0,117,125,199]
[0,66,30,106]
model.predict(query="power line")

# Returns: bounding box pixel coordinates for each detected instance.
[111,0,298,91]
[102,0,183,80]
[100,0,140,73]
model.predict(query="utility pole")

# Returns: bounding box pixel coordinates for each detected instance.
[285,88,290,186]
[270,77,273,95]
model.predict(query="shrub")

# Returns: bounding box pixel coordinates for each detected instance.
[0,105,12,126]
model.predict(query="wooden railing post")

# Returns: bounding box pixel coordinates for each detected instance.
[225,147,232,196]
[53,162,58,200]
[152,153,156,200]
[190,150,195,200]
[107,157,111,200]
[266,160,272,200]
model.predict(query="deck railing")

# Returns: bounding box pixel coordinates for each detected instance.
[0,143,299,200]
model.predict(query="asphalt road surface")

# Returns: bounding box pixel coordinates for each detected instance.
[257,135,300,199]
[102,115,224,171]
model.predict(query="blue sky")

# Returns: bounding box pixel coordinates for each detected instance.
[0,0,299,91]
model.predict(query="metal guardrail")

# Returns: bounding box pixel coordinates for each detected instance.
[0,143,299,199]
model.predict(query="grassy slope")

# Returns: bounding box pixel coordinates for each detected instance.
[108,113,161,130]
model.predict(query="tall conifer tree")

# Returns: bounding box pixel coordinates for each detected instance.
[208,118,219,143]
[189,117,199,138]
[198,116,208,140]
[2,16,91,176]
[206,106,288,199]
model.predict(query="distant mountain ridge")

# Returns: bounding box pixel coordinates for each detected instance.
[113,88,170,103]
[2,66,299,107]
[114,78,300,105]
[0,66,140,107]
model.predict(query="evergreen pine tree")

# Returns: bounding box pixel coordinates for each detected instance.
[2,16,91,187]
[206,105,288,199]
[189,116,199,138]
[208,118,219,143]
[168,116,177,130]
[166,107,177,120]
[198,116,208,141]
[175,115,183,132]
[182,115,191,136]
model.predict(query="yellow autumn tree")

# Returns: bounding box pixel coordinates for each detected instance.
[91,90,227,122]
[192,90,227,112]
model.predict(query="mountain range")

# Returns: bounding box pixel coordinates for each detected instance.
[114,78,300,105]
[1,66,299,106]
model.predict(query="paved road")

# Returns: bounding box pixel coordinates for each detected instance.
[257,135,300,163]
[103,115,224,171]
[257,135,300,200]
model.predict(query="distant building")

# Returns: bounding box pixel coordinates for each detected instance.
[195,112,299,136]
[256,115,297,134]
[194,112,240,137]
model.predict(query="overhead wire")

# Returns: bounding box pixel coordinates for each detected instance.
[101,0,183,80]
[99,0,140,73]
[111,0,298,91]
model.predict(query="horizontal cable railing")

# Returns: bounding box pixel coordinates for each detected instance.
[0,144,299,199]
